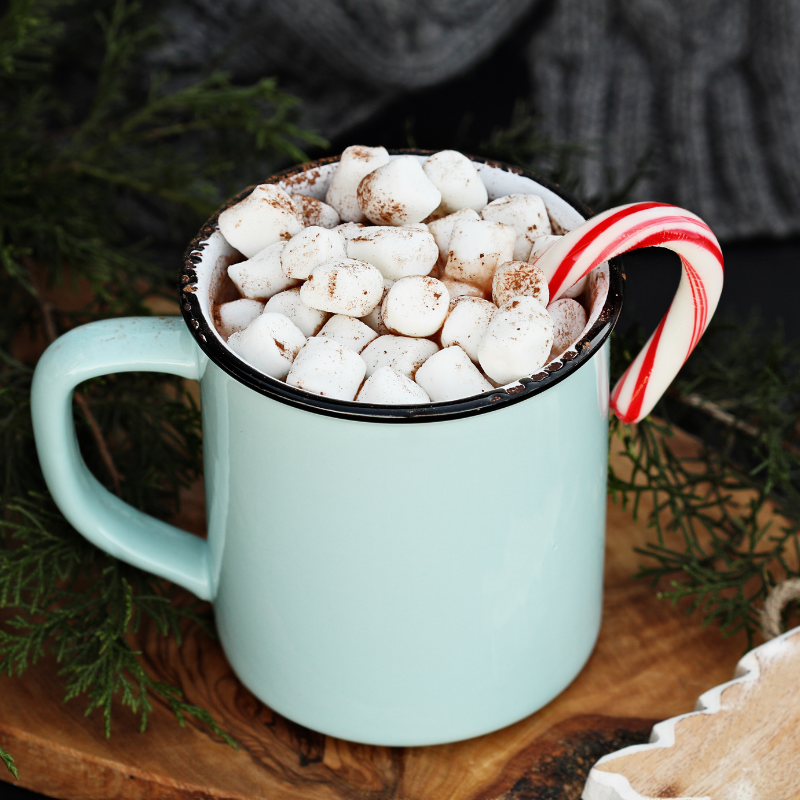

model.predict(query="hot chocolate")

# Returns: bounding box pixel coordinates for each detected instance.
[213,146,594,405]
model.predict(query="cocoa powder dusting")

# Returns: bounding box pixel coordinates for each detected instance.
[262,194,296,215]
[281,168,321,190]
[357,176,404,224]
[292,195,314,224]
[349,146,373,161]
[505,274,540,299]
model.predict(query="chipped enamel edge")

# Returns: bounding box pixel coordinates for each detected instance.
[582,624,800,800]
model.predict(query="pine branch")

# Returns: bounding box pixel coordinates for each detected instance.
[0,744,18,779]
[608,319,800,648]
[69,162,214,216]
[0,0,326,753]
[0,0,63,80]
[0,495,230,743]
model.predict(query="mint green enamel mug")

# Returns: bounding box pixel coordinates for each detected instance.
[31,154,623,747]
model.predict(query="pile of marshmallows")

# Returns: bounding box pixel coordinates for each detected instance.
[214,146,589,405]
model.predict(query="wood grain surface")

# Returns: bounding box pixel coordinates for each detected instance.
[0,428,755,800]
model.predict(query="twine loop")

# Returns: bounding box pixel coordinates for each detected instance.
[760,578,800,640]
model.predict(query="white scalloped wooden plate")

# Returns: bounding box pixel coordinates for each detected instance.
[583,624,800,800]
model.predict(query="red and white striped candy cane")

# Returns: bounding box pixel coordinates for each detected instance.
[533,202,724,424]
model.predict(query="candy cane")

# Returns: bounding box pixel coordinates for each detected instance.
[533,202,724,424]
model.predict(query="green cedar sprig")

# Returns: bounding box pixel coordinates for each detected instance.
[608,320,800,648]
[0,494,233,745]
[0,745,17,780]
[0,0,325,765]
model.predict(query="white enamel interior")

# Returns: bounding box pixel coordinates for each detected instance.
[191,156,610,399]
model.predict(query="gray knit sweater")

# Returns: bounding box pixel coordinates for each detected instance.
[154,0,800,240]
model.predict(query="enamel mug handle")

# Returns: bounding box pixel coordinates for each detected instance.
[30,317,213,600]
[536,202,724,423]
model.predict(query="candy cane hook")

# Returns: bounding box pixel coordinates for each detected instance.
[533,202,724,424]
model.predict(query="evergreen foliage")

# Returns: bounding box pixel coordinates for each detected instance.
[608,320,800,649]
[0,0,324,768]
[0,744,17,779]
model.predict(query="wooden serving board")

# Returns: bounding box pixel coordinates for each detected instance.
[0,428,756,800]
[585,625,800,799]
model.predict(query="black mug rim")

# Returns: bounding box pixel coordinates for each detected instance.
[179,151,625,424]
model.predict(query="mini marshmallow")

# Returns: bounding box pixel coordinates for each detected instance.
[227,312,306,379]
[547,298,587,358]
[440,297,496,363]
[334,222,364,238]
[528,234,587,298]
[549,216,571,236]
[381,276,450,337]
[492,260,549,308]
[218,184,303,258]
[403,222,429,231]
[291,194,340,228]
[217,298,265,338]
[561,275,588,300]
[478,296,554,384]
[357,156,442,226]
[356,366,431,405]
[281,226,346,280]
[300,258,384,317]
[443,219,516,293]
[527,234,561,262]
[360,335,439,378]
[228,242,300,300]
[440,277,487,299]
[481,194,552,261]
[427,208,481,262]
[346,226,438,281]
[316,314,378,353]
[334,222,365,252]
[422,150,488,214]
[286,338,366,401]
[265,288,330,337]
[415,345,493,402]
[325,145,390,222]
[358,278,393,335]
